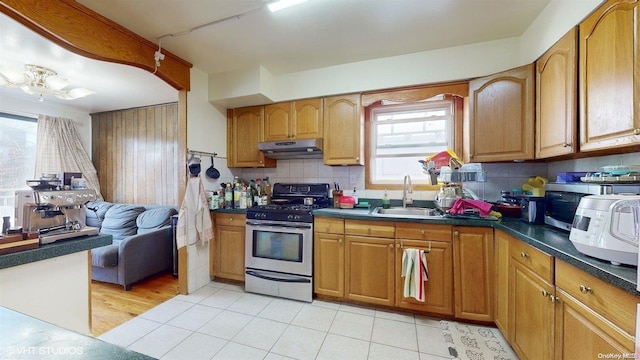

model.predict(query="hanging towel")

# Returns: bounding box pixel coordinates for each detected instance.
[401,248,429,302]
[448,199,494,217]
[176,177,213,249]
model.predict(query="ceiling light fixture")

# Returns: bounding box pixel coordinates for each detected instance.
[0,64,95,101]
[268,0,307,12]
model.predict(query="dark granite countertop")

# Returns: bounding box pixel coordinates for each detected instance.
[210,208,247,214]
[0,306,154,360]
[313,207,640,296]
[0,234,112,270]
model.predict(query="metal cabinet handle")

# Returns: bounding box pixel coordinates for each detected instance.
[541,290,549,297]
[579,285,593,294]
[229,217,233,222]
[388,244,393,248]
[520,252,528,258]
[420,230,425,235]
[339,238,342,244]
[454,231,459,236]
[550,295,559,303]
[563,142,571,147]
[396,243,400,248]
[634,128,640,135]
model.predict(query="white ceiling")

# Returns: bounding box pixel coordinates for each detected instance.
[0,0,551,114]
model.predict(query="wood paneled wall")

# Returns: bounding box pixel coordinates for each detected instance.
[91,103,179,205]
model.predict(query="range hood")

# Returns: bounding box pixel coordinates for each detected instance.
[258,138,323,159]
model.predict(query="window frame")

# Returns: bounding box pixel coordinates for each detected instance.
[364,89,464,191]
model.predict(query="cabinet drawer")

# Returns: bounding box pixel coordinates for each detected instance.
[214,213,246,227]
[396,223,452,242]
[555,260,638,336]
[314,217,344,234]
[345,220,395,238]
[509,239,553,283]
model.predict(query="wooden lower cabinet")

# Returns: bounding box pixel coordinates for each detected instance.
[395,239,453,315]
[395,223,453,315]
[453,226,494,321]
[314,217,345,297]
[555,288,633,358]
[510,261,555,360]
[345,235,395,306]
[314,231,344,297]
[494,230,510,338]
[211,213,246,281]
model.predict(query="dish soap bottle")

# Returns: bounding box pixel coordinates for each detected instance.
[382,190,390,209]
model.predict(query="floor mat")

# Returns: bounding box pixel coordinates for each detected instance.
[440,321,519,360]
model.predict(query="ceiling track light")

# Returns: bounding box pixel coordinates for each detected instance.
[156,0,308,43]
[0,64,95,101]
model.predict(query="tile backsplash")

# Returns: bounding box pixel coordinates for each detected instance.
[203,151,640,203]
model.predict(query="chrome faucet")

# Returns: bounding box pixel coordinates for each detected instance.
[402,174,413,208]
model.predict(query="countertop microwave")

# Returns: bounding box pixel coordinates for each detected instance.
[544,183,640,232]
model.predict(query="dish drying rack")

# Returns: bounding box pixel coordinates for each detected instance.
[579,165,640,184]
[421,161,487,200]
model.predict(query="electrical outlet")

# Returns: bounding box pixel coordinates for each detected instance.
[349,174,357,185]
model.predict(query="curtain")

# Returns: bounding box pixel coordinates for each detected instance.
[35,115,103,200]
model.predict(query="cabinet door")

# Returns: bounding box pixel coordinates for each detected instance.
[468,64,535,162]
[554,288,634,358]
[314,232,344,297]
[494,230,510,339]
[228,106,276,168]
[453,226,494,321]
[264,102,292,141]
[345,235,394,306]
[214,216,246,281]
[510,261,555,360]
[323,94,364,165]
[536,27,578,158]
[579,0,640,151]
[293,98,323,139]
[395,239,453,315]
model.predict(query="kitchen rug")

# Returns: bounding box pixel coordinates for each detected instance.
[440,321,518,360]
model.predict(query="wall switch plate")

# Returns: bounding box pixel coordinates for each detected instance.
[349,174,356,185]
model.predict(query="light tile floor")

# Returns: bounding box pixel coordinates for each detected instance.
[99,281,459,360]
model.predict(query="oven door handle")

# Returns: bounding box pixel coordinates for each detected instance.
[245,270,311,283]
[246,221,312,230]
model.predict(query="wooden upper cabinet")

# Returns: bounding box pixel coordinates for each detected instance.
[323,94,364,165]
[293,99,324,140]
[467,64,535,162]
[536,27,578,158]
[227,106,276,168]
[579,0,640,151]
[264,99,324,141]
[264,102,292,141]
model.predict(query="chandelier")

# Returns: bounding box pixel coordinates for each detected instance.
[0,64,95,101]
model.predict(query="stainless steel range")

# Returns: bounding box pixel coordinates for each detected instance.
[244,183,330,302]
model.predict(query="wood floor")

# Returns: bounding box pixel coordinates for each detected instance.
[91,272,179,337]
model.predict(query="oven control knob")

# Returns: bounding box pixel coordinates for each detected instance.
[287,215,294,221]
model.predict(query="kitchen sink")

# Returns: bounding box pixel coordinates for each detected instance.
[370,206,444,218]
